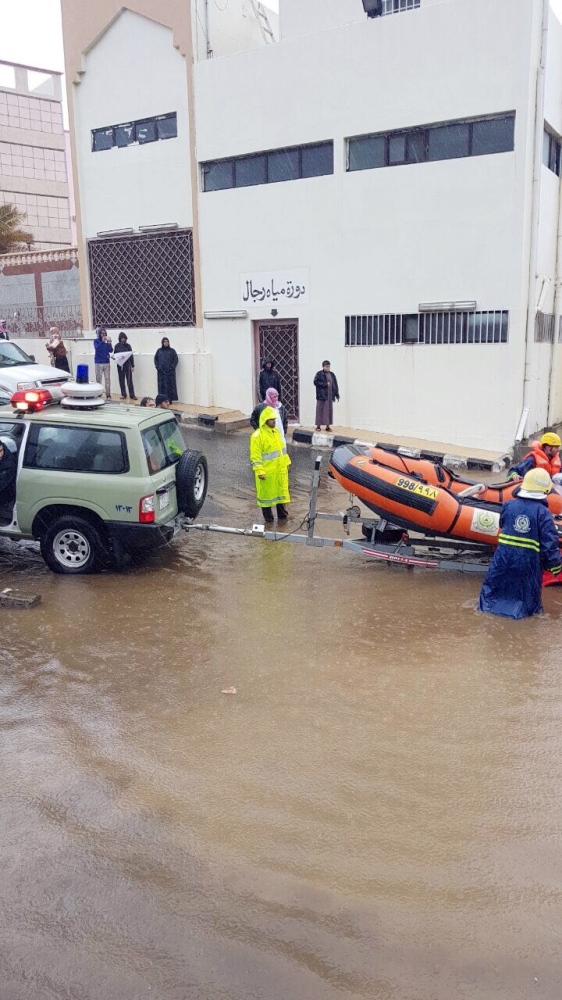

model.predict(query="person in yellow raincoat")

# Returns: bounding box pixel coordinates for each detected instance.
[250,406,291,523]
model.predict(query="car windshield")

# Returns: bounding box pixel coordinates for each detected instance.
[142,418,185,474]
[0,342,34,368]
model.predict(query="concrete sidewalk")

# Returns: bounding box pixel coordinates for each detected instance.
[115,397,511,472]
[290,424,511,472]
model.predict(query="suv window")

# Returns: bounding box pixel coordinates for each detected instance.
[142,419,185,474]
[24,425,129,473]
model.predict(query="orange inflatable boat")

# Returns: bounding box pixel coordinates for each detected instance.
[329,445,562,550]
[360,445,562,517]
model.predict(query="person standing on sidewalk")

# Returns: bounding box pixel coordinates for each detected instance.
[93,327,113,398]
[314,360,340,432]
[46,326,70,373]
[250,387,288,442]
[154,337,179,403]
[250,406,291,523]
[113,332,137,400]
[258,358,282,402]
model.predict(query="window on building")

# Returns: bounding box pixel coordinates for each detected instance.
[345,311,509,346]
[115,123,135,148]
[471,116,514,156]
[381,0,420,12]
[347,113,515,172]
[301,142,334,178]
[543,128,562,176]
[203,159,235,191]
[427,122,470,161]
[136,120,158,144]
[235,153,267,187]
[157,114,178,140]
[267,147,300,183]
[88,230,196,328]
[91,113,177,152]
[92,127,114,152]
[201,141,334,191]
[348,135,385,171]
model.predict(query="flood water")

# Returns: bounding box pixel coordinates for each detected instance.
[1,429,562,999]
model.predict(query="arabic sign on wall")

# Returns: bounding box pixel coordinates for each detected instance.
[241,269,309,308]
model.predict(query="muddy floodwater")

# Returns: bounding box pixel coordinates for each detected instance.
[1,430,562,999]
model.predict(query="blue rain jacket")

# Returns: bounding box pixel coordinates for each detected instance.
[479,496,562,619]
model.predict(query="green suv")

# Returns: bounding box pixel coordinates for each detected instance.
[0,389,208,573]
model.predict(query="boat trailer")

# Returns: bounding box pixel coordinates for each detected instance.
[186,456,493,574]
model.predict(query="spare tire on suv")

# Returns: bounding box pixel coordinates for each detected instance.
[176,450,208,518]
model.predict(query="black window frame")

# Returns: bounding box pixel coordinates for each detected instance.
[201,140,334,192]
[345,311,509,347]
[347,113,515,172]
[91,112,178,153]
[543,128,562,177]
[23,424,130,475]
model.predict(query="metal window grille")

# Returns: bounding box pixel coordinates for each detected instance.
[535,311,555,343]
[88,230,196,329]
[345,311,509,346]
[4,302,83,338]
[381,0,420,13]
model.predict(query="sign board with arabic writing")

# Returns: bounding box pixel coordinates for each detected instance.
[241,269,309,308]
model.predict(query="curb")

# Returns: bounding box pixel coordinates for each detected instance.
[290,430,511,473]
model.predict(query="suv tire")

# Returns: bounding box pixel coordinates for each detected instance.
[176,450,208,518]
[40,515,104,574]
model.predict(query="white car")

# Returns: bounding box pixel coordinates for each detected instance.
[0,341,69,402]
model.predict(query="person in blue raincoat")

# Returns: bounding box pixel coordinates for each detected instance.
[479,467,562,619]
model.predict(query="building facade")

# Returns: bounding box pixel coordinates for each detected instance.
[61,0,562,452]
[0,60,73,249]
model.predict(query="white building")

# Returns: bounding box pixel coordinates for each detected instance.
[62,0,562,453]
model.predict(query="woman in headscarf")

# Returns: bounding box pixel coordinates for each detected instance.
[46,326,70,373]
[250,406,290,523]
[154,336,179,403]
[114,331,137,400]
[249,386,288,443]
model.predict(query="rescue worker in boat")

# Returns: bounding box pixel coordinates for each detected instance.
[507,431,561,480]
[250,406,290,524]
[479,467,562,619]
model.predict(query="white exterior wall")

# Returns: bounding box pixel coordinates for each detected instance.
[196,0,537,450]
[70,9,211,401]
[75,10,193,236]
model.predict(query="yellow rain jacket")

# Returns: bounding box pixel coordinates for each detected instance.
[250,406,291,508]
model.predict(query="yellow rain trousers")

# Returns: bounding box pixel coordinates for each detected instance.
[250,406,291,509]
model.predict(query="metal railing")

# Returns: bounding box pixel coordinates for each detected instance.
[1,302,83,338]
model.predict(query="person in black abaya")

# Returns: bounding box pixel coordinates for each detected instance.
[154,336,179,403]
[0,436,17,521]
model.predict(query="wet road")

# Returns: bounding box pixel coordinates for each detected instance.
[1,429,562,999]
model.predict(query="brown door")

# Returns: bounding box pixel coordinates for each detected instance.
[254,320,299,420]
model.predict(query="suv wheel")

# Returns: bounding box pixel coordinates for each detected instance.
[176,450,209,518]
[40,515,104,574]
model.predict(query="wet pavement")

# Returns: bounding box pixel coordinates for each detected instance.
[1,429,562,999]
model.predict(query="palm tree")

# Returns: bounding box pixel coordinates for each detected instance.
[0,203,33,254]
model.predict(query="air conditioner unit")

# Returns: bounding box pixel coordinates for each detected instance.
[362,0,383,17]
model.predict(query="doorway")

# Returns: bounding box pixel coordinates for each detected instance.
[254,320,299,421]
